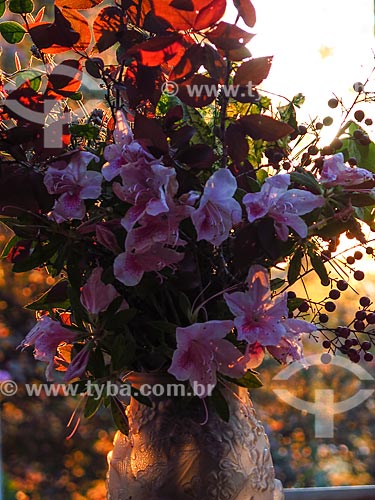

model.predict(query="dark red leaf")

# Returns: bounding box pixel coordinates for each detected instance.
[165,105,184,128]
[169,125,195,149]
[127,0,225,31]
[177,74,218,108]
[46,59,83,98]
[7,240,33,264]
[202,44,226,83]
[128,34,188,68]
[193,0,226,30]
[55,0,104,8]
[61,8,91,50]
[123,61,163,109]
[169,44,205,82]
[4,82,45,123]
[176,144,216,169]
[29,7,91,54]
[220,45,252,61]
[93,6,123,53]
[170,0,194,10]
[0,163,53,216]
[239,114,295,141]
[206,22,255,51]
[229,160,256,191]
[233,0,256,28]
[134,114,168,153]
[233,56,273,86]
[226,122,248,163]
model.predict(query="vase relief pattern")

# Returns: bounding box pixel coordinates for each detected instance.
[107,380,284,500]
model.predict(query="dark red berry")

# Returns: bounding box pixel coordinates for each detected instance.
[366,246,374,255]
[331,138,343,150]
[362,341,371,351]
[354,270,365,281]
[365,118,373,126]
[349,350,361,363]
[353,129,364,140]
[325,301,336,312]
[337,326,350,338]
[345,339,353,347]
[321,146,334,156]
[319,313,329,323]
[337,280,348,291]
[329,289,340,300]
[287,291,297,299]
[298,125,307,135]
[360,296,371,308]
[328,98,339,108]
[354,109,365,122]
[354,251,363,260]
[367,312,375,324]
[353,82,364,92]
[308,145,319,155]
[323,116,333,126]
[346,256,355,264]
[364,352,374,361]
[298,301,309,313]
[315,122,323,130]
[356,310,367,321]
[354,320,365,331]
[322,340,331,348]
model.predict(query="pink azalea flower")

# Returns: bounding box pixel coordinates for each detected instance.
[64,345,90,382]
[102,111,160,182]
[168,320,251,397]
[114,242,184,287]
[19,316,77,380]
[224,265,316,351]
[320,152,374,187]
[44,151,102,223]
[113,197,194,286]
[191,169,242,246]
[243,174,325,241]
[113,162,178,231]
[80,267,127,314]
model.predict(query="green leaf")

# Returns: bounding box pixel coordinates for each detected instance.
[210,386,230,422]
[290,171,322,194]
[12,240,59,272]
[288,248,303,285]
[226,370,262,389]
[0,21,26,44]
[15,69,42,92]
[130,387,152,407]
[25,279,69,310]
[309,250,330,286]
[1,234,22,259]
[270,277,285,291]
[70,123,99,140]
[0,0,6,18]
[9,0,34,13]
[287,297,305,312]
[339,122,375,171]
[350,193,375,208]
[111,398,129,435]
[105,308,137,331]
[111,332,136,371]
[84,394,102,419]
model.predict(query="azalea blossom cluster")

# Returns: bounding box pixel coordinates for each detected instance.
[16,108,375,399]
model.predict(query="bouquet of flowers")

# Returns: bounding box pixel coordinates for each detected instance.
[1,0,375,428]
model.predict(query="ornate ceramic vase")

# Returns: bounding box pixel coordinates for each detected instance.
[107,373,284,500]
